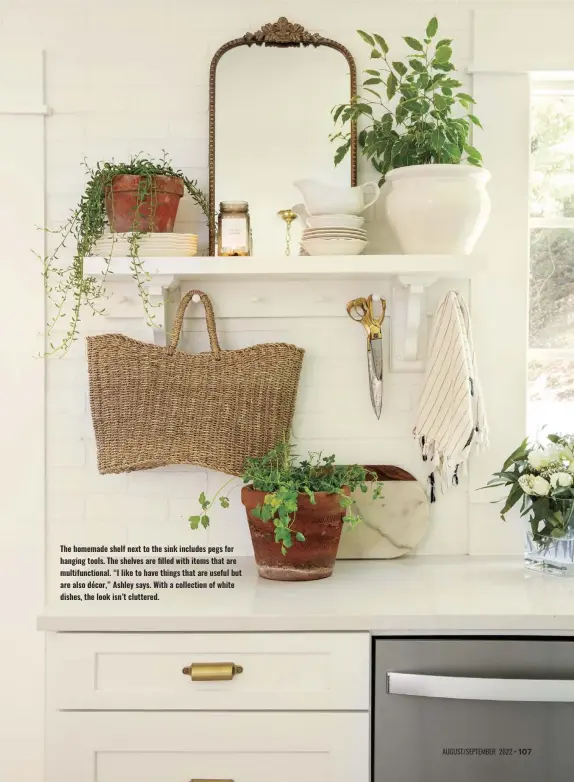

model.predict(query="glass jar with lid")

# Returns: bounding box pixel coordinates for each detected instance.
[217,201,252,256]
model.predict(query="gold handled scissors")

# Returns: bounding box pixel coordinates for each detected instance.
[347,295,387,419]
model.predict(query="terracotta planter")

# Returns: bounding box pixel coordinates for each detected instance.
[241,487,348,581]
[105,174,184,233]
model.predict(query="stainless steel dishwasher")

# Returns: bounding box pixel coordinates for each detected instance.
[374,638,574,781]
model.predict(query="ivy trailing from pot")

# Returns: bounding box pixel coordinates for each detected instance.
[41,153,209,357]
[330,16,483,180]
[189,441,384,581]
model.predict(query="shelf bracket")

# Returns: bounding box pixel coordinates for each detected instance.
[390,275,438,373]
[142,275,179,346]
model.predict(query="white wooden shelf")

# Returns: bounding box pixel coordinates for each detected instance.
[84,254,483,281]
[84,254,484,371]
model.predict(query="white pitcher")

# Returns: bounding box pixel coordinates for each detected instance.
[294,178,380,216]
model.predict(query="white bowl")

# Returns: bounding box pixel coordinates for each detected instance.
[301,238,367,256]
[306,214,365,229]
[302,228,367,239]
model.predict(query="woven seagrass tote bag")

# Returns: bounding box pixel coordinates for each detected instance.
[87,289,304,476]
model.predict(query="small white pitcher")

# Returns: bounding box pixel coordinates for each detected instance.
[294,179,380,215]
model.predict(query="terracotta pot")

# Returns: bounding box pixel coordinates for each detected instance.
[105,174,184,233]
[241,487,348,581]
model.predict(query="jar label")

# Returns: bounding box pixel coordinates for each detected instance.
[221,217,248,250]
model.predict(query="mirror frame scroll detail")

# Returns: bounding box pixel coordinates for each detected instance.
[208,16,358,255]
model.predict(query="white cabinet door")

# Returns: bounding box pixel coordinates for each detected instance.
[46,711,369,782]
[48,631,370,711]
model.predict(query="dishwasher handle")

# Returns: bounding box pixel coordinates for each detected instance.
[387,672,574,702]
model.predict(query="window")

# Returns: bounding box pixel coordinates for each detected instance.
[529,84,574,435]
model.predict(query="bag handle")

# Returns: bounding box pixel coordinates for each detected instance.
[167,289,222,359]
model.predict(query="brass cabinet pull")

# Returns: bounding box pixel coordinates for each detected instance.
[182,662,243,681]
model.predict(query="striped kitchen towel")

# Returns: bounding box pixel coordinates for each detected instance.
[413,290,488,501]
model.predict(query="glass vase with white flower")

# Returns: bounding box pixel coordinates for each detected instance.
[486,433,574,576]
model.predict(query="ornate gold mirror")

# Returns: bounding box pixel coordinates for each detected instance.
[208,17,357,256]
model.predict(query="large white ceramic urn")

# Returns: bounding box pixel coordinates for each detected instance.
[384,163,491,255]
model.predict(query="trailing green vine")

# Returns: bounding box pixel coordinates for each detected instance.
[41,152,209,357]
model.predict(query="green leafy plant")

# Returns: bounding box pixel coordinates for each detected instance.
[189,441,384,555]
[331,16,483,181]
[484,433,574,545]
[41,152,209,357]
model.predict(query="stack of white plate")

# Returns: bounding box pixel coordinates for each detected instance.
[92,232,198,257]
[300,215,367,256]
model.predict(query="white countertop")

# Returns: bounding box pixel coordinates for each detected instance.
[38,556,574,634]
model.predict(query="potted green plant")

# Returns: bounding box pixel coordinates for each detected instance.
[331,17,490,255]
[485,433,574,576]
[41,153,209,357]
[190,442,383,581]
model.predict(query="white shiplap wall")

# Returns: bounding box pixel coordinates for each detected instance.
[36,2,480,597]
[5,1,574,778]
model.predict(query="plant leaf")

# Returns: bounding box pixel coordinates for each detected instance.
[426,17,438,38]
[434,45,452,63]
[457,92,475,104]
[295,531,306,542]
[373,34,389,54]
[431,127,445,151]
[370,48,383,59]
[502,437,529,470]
[500,483,523,520]
[334,141,351,166]
[332,104,345,123]
[436,38,453,48]
[188,515,201,530]
[444,142,462,161]
[464,143,483,160]
[381,112,393,130]
[409,59,425,73]
[468,113,483,128]
[386,72,398,100]
[363,77,382,85]
[392,61,408,77]
[404,36,424,51]
[434,93,447,111]
[395,102,408,124]
[357,30,375,46]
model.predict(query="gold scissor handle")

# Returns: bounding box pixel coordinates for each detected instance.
[347,295,386,338]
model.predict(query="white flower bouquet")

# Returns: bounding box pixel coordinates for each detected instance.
[486,433,574,546]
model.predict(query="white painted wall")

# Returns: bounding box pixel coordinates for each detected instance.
[38,1,480,590]
[2,1,574,780]
[0,47,46,782]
